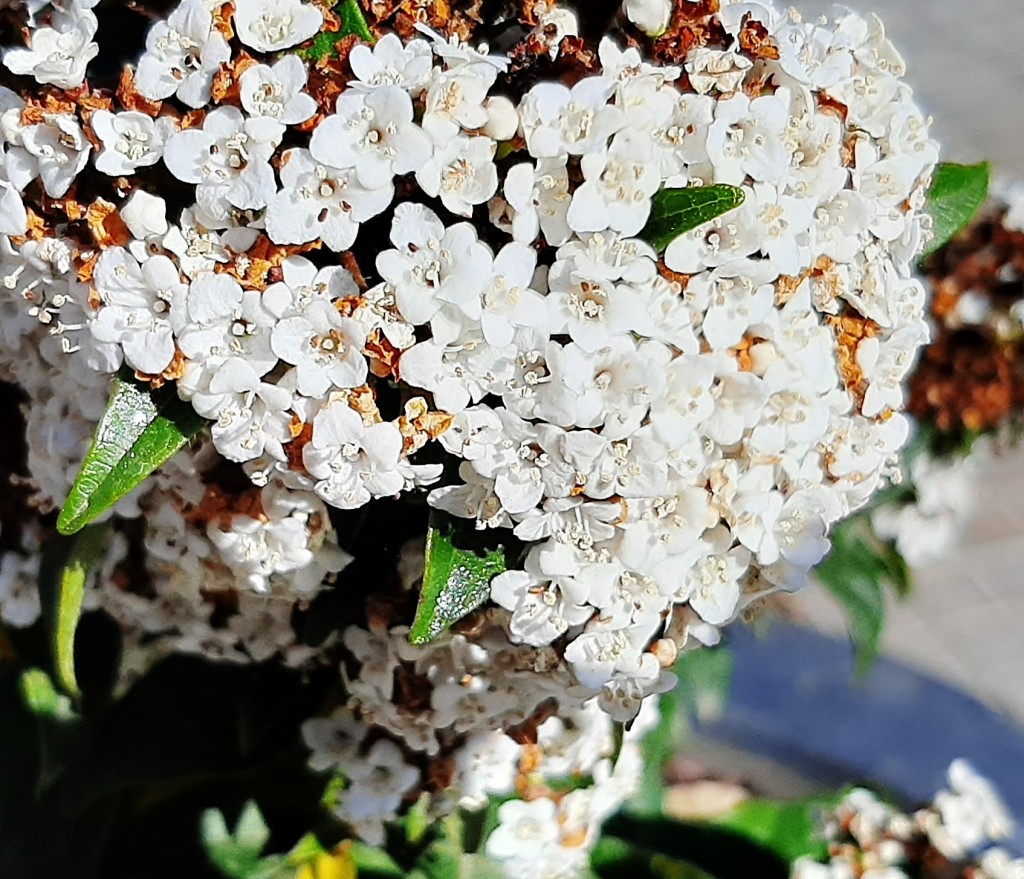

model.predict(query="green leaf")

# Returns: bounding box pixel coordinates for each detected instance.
[19,668,75,720]
[641,185,746,253]
[409,511,508,645]
[47,525,108,698]
[299,0,374,61]
[56,376,206,536]
[202,802,275,879]
[405,793,432,845]
[922,161,990,258]
[711,796,839,864]
[350,843,406,878]
[816,520,894,675]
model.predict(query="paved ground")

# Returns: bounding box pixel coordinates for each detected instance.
[787,0,1024,726]
[792,448,1024,726]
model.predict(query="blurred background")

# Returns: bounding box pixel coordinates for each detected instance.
[791,0,1024,725]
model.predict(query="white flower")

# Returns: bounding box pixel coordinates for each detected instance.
[135,0,231,108]
[239,56,317,125]
[271,301,368,398]
[663,193,758,273]
[685,48,753,95]
[302,707,367,773]
[707,90,791,186]
[567,130,660,237]
[689,259,778,351]
[90,111,177,176]
[202,363,294,463]
[422,63,498,143]
[856,324,927,418]
[547,238,652,352]
[304,402,406,509]
[0,177,28,236]
[399,312,510,413]
[348,34,433,95]
[162,208,259,278]
[483,95,519,141]
[171,272,278,379]
[21,114,91,198]
[264,256,359,315]
[429,462,511,529]
[682,526,749,624]
[89,247,182,375]
[479,242,547,347]
[0,551,41,628]
[3,9,98,88]
[491,565,593,647]
[520,77,623,158]
[416,134,498,218]
[485,799,562,866]
[233,0,323,53]
[376,203,490,325]
[163,106,283,224]
[502,157,572,246]
[311,87,432,190]
[618,487,716,570]
[335,740,419,845]
[265,148,392,251]
[932,760,1014,858]
[623,0,672,35]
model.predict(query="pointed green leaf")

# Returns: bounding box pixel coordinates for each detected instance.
[19,668,75,720]
[299,0,374,61]
[51,525,108,697]
[922,161,990,258]
[641,185,746,253]
[409,512,507,645]
[56,376,206,536]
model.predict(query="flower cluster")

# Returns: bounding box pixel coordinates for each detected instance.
[851,186,1024,570]
[0,0,939,868]
[792,760,1020,879]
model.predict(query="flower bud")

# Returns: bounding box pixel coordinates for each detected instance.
[483,96,519,142]
[119,190,168,240]
[623,0,672,35]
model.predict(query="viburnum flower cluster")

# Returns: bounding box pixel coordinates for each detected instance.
[855,186,1024,570]
[0,0,939,869]
[792,760,1020,879]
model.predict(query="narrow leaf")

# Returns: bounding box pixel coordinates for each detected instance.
[54,525,108,697]
[409,511,507,645]
[922,161,990,258]
[641,185,746,253]
[19,668,75,720]
[57,376,205,536]
[338,0,374,41]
